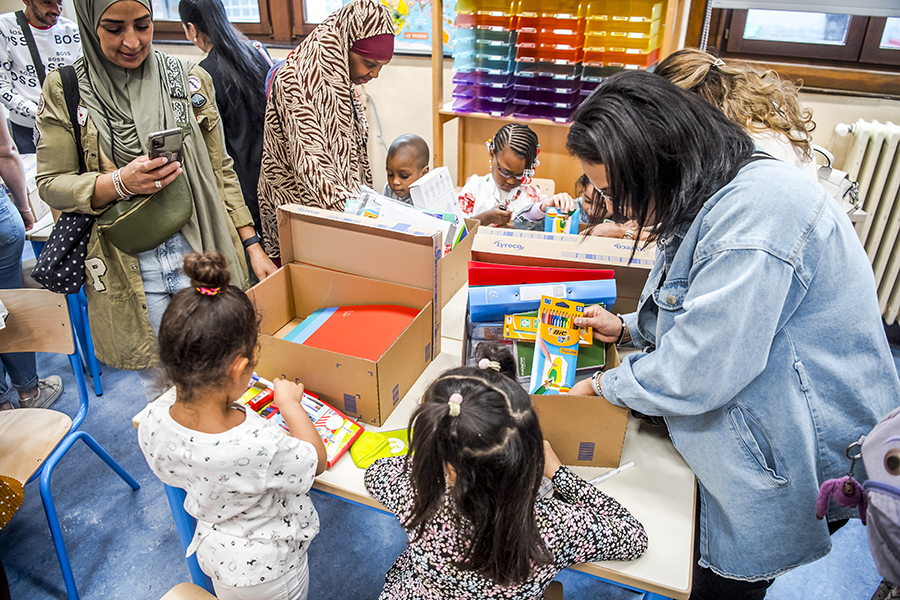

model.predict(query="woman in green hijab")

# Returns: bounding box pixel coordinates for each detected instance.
[35,0,276,399]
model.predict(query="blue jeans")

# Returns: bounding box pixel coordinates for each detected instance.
[136,232,192,401]
[9,122,35,155]
[0,193,37,402]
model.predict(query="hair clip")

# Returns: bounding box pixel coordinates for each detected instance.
[712,58,725,67]
[485,138,494,152]
[197,287,220,296]
[478,358,501,372]
[448,393,463,417]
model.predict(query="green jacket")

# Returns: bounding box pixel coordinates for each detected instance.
[35,62,253,371]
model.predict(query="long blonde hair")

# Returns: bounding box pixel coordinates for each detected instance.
[655,48,815,160]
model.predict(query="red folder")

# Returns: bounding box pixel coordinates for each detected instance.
[468,261,615,287]
[291,305,420,362]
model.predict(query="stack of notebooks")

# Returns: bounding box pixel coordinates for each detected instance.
[239,377,364,469]
[465,261,617,391]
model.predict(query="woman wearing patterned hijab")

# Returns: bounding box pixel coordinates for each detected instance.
[35,0,275,400]
[258,0,394,259]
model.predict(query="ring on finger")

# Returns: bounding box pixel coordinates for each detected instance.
[154,180,162,189]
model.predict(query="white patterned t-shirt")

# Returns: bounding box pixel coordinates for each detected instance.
[138,394,320,587]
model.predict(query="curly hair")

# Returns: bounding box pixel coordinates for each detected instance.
[655,48,815,161]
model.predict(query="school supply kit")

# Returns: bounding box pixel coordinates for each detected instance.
[464,261,616,395]
[239,374,364,469]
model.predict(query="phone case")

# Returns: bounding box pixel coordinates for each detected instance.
[148,128,183,163]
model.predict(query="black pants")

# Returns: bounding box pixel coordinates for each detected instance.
[10,122,35,154]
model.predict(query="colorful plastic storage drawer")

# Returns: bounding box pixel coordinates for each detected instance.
[454,38,517,57]
[583,46,659,67]
[512,74,582,92]
[516,27,583,48]
[512,89,581,108]
[514,61,583,78]
[515,45,584,63]
[582,64,646,81]
[453,84,516,103]
[454,53,516,73]
[584,0,664,20]
[457,27,517,44]
[516,14,582,32]
[454,12,517,30]
[452,97,514,117]
[585,32,659,53]
[455,0,516,13]
[512,103,575,122]
[453,71,515,87]
[586,17,661,36]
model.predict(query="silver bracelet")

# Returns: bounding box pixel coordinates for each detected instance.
[591,370,603,397]
[111,168,134,199]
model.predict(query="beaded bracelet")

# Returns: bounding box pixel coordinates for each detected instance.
[111,168,135,200]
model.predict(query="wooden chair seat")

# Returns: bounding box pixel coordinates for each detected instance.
[0,409,71,483]
[532,177,556,197]
[159,583,216,600]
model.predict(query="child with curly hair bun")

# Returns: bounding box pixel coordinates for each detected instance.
[138,251,326,600]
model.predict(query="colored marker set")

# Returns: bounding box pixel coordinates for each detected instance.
[238,374,365,469]
[503,310,592,346]
[528,297,585,395]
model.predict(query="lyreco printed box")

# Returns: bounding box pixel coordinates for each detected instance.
[471,228,655,314]
[246,205,439,426]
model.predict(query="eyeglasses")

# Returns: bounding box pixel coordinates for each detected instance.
[592,187,613,206]
[494,163,525,182]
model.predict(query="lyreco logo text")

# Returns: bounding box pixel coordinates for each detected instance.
[492,241,524,251]
[614,243,633,250]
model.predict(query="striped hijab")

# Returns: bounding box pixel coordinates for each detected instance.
[258,0,394,258]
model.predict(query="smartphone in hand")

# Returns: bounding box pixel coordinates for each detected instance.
[147,128,184,163]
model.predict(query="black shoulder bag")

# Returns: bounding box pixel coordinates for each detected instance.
[15,10,45,87]
[31,66,95,295]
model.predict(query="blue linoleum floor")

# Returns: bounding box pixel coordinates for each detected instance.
[0,348,889,600]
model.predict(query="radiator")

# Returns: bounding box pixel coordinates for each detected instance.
[835,120,900,326]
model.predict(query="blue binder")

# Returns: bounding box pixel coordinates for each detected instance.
[468,279,617,322]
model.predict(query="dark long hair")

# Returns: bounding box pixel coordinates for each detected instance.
[179,0,268,125]
[567,70,755,241]
[158,252,259,402]
[403,343,552,586]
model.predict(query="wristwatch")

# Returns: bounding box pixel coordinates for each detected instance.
[615,313,628,345]
[241,234,261,249]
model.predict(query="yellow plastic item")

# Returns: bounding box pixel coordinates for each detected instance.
[350,428,410,469]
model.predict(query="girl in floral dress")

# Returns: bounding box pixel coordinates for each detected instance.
[364,343,647,599]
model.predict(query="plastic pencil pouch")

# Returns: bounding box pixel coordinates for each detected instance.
[350,428,410,469]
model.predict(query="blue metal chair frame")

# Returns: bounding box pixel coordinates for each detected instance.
[9,290,138,600]
[163,484,215,593]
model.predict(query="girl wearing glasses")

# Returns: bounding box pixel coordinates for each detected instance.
[457,123,544,227]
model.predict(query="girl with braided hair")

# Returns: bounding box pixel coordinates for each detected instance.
[457,123,547,227]
[364,342,647,599]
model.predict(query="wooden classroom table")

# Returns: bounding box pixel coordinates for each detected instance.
[135,300,696,600]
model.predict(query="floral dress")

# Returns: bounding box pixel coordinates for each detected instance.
[364,456,648,599]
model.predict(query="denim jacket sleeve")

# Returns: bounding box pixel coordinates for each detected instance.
[601,246,795,416]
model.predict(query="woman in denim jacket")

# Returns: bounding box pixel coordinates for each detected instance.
[567,72,900,600]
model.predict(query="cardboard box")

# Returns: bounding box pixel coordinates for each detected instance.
[471,228,656,315]
[462,315,628,468]
[532,345,628,468]
[441,218,478,307]
[462,231,633,467]
[247,206,440,426]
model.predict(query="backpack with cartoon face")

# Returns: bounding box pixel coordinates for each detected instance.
[863,406,900,584]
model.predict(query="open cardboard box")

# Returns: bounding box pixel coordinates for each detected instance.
[441,217,479,307]
[471,228,655,315]
[247,205,441,426]
[462,231,639,467]
[462,314,628,468]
